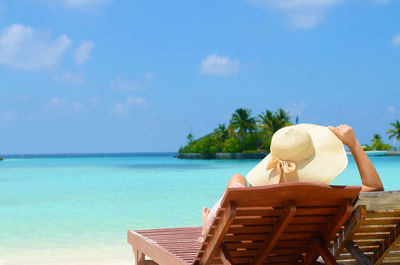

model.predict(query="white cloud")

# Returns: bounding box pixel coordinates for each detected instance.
[285,102,307,119]
[248,0,344,29]
[110,76,140,91]
[286,12,323,29]
[200,54,240,76]
[110,73,154,91]
[0,110,16,121]
[372,0,391,4]
[17,93,31,102]
[109,95,148,116]
[44,96,99,115]
[59,0,109,11]
[88,96,100,110]
[53,71,84,84]
[259,0,343,9]
[0,24,71,70]
[74,41,94,65]
[28,114,37,121]
[392,33,400,46]
[387,106,397,115]
[143,72,154,82]
[44,97,68,115]
[72,101,83,111]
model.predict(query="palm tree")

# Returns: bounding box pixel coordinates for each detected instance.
[372,133,382,141]
[186,133,194,144]
[214,123,228,143]
[257,108,291,152]
[258,110,274,134]
[229,108,256,143]
[371,134,383,150]
[276,108,291,125]
[371,133,393,150]
[258,108,291,135]
[387,120,400,146]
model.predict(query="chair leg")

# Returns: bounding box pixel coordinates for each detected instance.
[132,247,146,265]
[345,240,373,265]
[314,238,338,265]
[219,244,234,265]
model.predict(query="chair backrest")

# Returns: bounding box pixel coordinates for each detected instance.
[331,190,400,265]
[195,183,361,265]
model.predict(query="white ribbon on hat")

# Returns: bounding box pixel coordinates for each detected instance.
[266,153,296,184]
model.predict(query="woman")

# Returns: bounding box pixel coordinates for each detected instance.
[199,124,384,242]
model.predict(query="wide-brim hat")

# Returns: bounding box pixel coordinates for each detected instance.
[246,124,348,186]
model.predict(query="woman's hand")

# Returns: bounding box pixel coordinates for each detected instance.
[329,124,383,191]
[328,124,358,151]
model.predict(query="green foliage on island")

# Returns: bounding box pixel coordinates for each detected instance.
[362,119,400,151]
[363,134,393,151]
[178,108,292,158]
[387,120,400,144]
[179,112,400,157]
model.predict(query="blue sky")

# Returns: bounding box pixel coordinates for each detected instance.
[0,0,399,154]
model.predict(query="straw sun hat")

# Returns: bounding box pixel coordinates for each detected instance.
[246,124,348,186]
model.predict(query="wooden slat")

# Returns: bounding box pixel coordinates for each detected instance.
[372,220,400,264]
[225,242,262,250]
[251,200,296,265]
[362,218,400,225]
[220,183,360,208]
[265,254,301,263]
[331,190,400,265]
[229,249,258,257]
[355,191,400,211]
[324,199,354,243]
[275,239,312,248]
[199,201,236,265]
[128,227,201,265]
[367,211,400,218]
[235,206,338,217]
[226,231,322,242]
[232,215,331,225]
[304,199,353,265]
[228,223,327,234]
[129,184,360,265]
[330,205,366,258]
[358,226,395,233]
[353,233,388,240]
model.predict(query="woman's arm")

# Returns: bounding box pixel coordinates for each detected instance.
[328,125,384,192]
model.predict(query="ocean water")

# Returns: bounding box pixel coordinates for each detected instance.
[1,153,400,265]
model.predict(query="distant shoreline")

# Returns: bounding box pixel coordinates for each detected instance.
[0,151,398,160]
[363,151,400,156]
[0,152,176,159]
[176,152,268,159]
[385,151,400,156]
[177,151,400,159]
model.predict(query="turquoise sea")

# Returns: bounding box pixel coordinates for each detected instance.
[1,153,400,265]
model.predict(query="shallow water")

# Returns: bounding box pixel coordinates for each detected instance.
[1,154,399,265]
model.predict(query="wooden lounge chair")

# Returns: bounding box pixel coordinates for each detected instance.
[127,183,361,265]
[330,190,400,265]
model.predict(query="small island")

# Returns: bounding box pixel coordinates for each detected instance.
[177,109,400,159]
[177,108,292,159]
